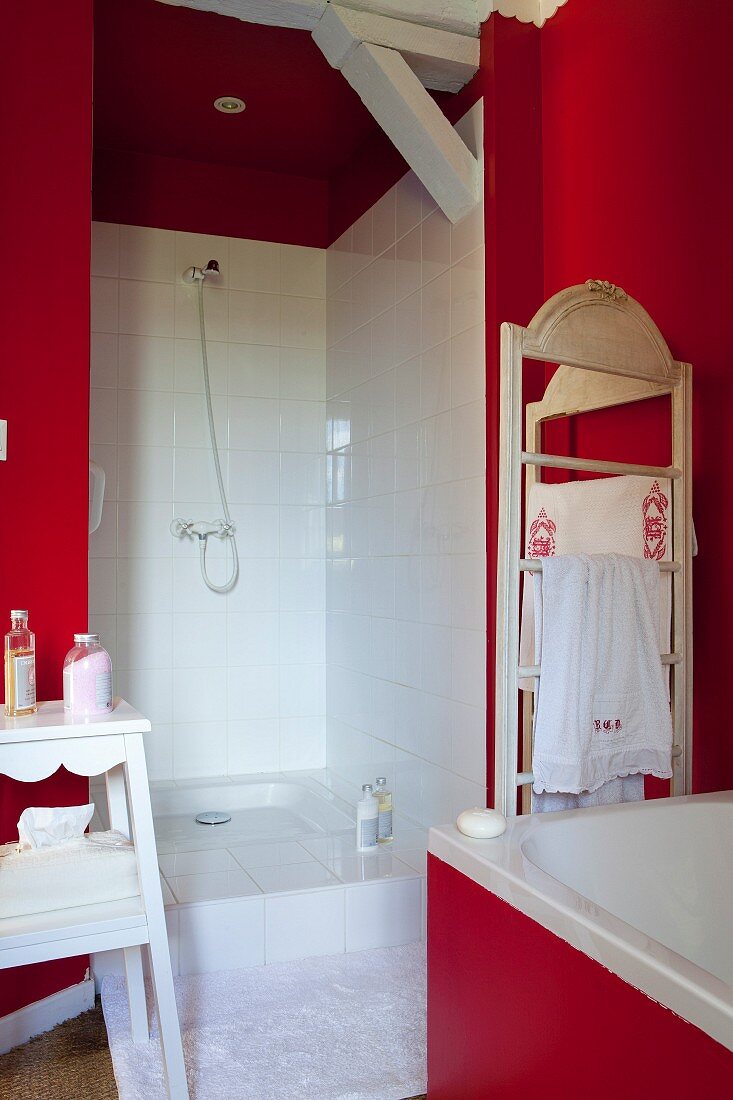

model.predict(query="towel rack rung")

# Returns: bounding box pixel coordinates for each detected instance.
[519,652,681,679]
[517,744,682,786]
[521,451,681,480]
[519,558,681,574]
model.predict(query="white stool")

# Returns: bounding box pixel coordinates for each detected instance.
[0,698,188,1099]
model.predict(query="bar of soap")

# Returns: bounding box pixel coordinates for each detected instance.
[456,807,507,839]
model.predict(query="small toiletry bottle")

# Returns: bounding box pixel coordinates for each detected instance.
[63,633,113,717]
[4,610,37,718]
[375,776,393,842]
[356,784,379,851]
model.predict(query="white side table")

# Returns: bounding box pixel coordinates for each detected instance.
[0,698,188,1099]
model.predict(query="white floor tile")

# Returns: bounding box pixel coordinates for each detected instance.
[159,848,239,878]
[328,854,418,884]
[168,868,261,904]
[228,841,316,870]
[249,862,338,894]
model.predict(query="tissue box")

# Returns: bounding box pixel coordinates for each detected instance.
[0,831,140,919]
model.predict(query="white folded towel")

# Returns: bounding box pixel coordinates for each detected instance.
[531,554,673,796]
[520,476,671,689]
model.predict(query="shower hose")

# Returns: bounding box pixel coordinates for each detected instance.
[196,277,239,593]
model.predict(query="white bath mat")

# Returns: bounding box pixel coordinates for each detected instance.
[101,942,426,1100]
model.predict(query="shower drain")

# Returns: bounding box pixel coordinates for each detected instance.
[195,811,232,826]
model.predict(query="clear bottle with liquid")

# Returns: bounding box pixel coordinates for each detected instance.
[356,784,379,851]
[4,610,37,717]
[375,776,393,843]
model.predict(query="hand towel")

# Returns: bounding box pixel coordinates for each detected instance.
[531,553,673,796]
[520,476,672,689]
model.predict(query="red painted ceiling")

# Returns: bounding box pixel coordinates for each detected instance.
[93,0,383,179]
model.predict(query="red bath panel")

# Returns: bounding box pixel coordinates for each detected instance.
[427,855,733,1098]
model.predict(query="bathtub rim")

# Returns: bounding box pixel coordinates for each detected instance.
[428,790,733,1052]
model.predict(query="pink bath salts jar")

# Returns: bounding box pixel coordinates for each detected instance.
[63,633,113,717]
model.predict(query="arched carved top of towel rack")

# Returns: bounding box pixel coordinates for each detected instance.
[522,281,681,383]
[494,281,693,817]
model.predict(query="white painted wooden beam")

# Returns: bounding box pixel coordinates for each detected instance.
[337,1,480,37]
[313,4,479,93]
[154,0,485,35]
[154,0,326,31]
[338,42,480,223]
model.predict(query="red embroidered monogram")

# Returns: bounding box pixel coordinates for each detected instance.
[642,480,669,560]
[594,719,623,733]
[528,507,557,558]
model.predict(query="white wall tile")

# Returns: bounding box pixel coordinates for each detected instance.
[178,897,265,975]
[323,113,487,830]
[229,290,280,346]
[119,225,175,283]
[175,231,230,288]
[175,283,228,341]
[225,449,279,505]
[228,343,279,398]
[116,613,172,671]
[229,238,280,293]
[91,222,119,278]
[227,718,280,774]
[265,889,344,963]
[92,223,327,781]
[173,719,228,776]
[172,611,227,669]
[228,665,279,720]
[118,501,174,558]
[91,277,119,333]
[90,386,118,445]
[281,296,326,350]
[176,337,228,395]
[117,446,174,503]
[228,612,279,666]
[345,877,421,952]
[118,334,174,391]
[280,348,325,400]
[279,716,326,769]
[281,245,326,298]
[118,389,174,447]
[91,332,119,389]
[119,279,174,337]
[280,400,325,453]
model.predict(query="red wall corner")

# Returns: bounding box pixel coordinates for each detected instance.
[0,0,94,1017]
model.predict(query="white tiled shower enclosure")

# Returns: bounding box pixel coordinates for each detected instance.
[89,102,486,973]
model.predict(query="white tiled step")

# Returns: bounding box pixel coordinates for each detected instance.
[91,874,424,986]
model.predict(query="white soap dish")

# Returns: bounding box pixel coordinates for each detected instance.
[456,807,507,839]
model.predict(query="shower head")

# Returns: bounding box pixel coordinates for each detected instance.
[182,259,221,284]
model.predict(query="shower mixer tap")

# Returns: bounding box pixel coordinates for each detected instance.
[170,518,236,541]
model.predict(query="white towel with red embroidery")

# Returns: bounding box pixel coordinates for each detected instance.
[531,553,673,796]
[520,475,671,691]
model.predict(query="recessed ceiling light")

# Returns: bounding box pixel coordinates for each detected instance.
[214,96,246,114]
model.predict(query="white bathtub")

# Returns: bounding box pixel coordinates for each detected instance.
[429,791,733,1051]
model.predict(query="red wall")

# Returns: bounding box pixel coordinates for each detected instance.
[94,148,330,248]
[0,1,94,1016]
[541,0,733,793]
[427,854,733,1097]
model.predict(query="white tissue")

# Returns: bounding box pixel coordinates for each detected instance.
[17,804,95,849]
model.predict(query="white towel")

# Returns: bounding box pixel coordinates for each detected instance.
[520,476,672,689]
[531,554,673,796]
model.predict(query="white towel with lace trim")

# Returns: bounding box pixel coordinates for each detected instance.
[520,475,672,691]
[531,554,673,796]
